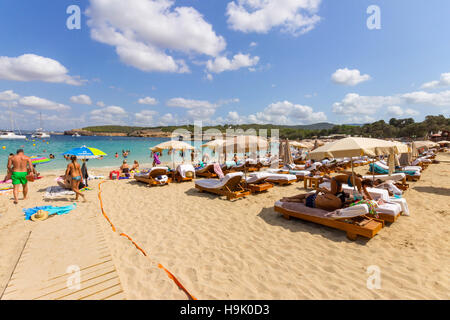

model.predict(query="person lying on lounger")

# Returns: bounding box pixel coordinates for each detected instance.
[280,188,346,211]
[323,173,374,200]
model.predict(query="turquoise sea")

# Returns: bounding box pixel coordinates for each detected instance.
[1,135,277,175]
[0,135,179,174]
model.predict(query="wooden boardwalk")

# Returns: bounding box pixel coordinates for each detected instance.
[1,212,125,300]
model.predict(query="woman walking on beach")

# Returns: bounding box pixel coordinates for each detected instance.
[65,156,86,202]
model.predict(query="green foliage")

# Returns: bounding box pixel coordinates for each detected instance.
[82,115,449,139]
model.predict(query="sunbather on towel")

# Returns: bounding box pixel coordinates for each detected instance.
[324,173,374,201]
[280,188,345,211]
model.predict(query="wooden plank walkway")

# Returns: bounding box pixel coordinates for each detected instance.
[1,212,125,300]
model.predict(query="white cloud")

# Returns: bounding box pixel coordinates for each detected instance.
[332,93,402,115]
[138,96,158,105]
[18,96,71,111]
[421,72,450,89]
[249,41,257,47]
[90,105,128,124]
[387,106,420,117]
[96,101,105,107]
[159,113,177,126]
[248,100,326,125]
[0,54,83,85]
[0,90,20,101]
[70,94,93,105]
[226,0,321,35]
[402,90,450,107]
[166,97,216,109]
[86,0,226,73]
[345,115,375,124]
[206,53,259,74]
[134,110,158,125]
[331,68,371,86]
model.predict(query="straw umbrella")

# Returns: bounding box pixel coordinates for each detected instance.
[308,137,402,189]
[283,139,294,166]
[201,139,226,163]
[151,140,195,169]
[223,135,268,181]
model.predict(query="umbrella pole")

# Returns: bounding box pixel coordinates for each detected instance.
[351,159,356,192]
[372,158,375,182]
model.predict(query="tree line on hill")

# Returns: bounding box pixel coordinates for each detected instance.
[82,115,449,140]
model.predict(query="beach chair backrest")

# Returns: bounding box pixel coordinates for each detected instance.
[150,168,168,177]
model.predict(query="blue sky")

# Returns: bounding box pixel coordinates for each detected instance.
[0,0,449,131]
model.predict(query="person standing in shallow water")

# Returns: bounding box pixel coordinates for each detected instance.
[65,155,86,202]
[8,149,33,204]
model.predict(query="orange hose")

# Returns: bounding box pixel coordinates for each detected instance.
[97,181,196,300]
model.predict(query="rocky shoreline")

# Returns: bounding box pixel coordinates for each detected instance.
[64,129,173,138]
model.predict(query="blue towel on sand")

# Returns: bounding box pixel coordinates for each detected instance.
[23,203,77,220]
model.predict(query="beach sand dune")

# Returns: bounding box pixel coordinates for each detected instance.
[1,154,449,299]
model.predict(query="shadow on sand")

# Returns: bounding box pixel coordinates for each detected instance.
[257,207,371,245]
[412,186,450,196]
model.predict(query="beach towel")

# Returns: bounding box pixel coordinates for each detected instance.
[213,163,225,179]
[153,153,161,165]
[23,203,77,221]
[325,204,369,220]
[177,164,195,178]
[44,186,75,199]
[154,175,168,183]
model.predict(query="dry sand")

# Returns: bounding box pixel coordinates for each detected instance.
[1,154,449,300]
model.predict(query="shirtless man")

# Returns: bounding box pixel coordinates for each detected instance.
[65,155,86,202]
[8,149,33,204]
[280,188,345,211]
[323,172,373,200]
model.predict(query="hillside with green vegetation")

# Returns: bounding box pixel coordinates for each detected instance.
[82,115,449,140]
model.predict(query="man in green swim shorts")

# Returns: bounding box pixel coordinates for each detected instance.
[8,149,33,204]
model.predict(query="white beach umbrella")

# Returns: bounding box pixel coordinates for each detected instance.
[150,140,195,168]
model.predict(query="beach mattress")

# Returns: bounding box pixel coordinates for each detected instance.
[195,172,243,189]
[376,202,402,216]
[274,201,369,220]
[319,182,390,201]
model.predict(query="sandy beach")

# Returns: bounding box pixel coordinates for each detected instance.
[1,154,449,300]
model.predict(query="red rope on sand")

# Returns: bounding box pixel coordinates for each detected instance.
[97,181,196,300]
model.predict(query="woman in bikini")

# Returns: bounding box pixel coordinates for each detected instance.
[65,155,86,202]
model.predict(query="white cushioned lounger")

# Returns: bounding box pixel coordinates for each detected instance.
[319,182,390,201]
[363,173,406,182]
[195,172,243,189]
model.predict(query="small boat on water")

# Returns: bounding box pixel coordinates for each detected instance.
[72,133,81,137]
[1,108,26,140]
[31,113,51,139]
[0,131,27,140]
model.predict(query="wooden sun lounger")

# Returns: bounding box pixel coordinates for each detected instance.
[173,171,194,183]
[195,164,217,178]
[195,175,251,200]
[134,168,172,186]
[274,201,384,240]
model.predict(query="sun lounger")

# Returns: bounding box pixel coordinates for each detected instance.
[319,181,390,201]
[253,171,297,185]
[134,167,171,186]
[274,200,384,240]
[195,163,217,178]
[174,164,195,182]
[195,172,250,200]
[245,172,274,193]
[375,202,402,223]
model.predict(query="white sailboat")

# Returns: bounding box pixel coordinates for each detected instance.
[0,108,26,140]
[31,113,51,139]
